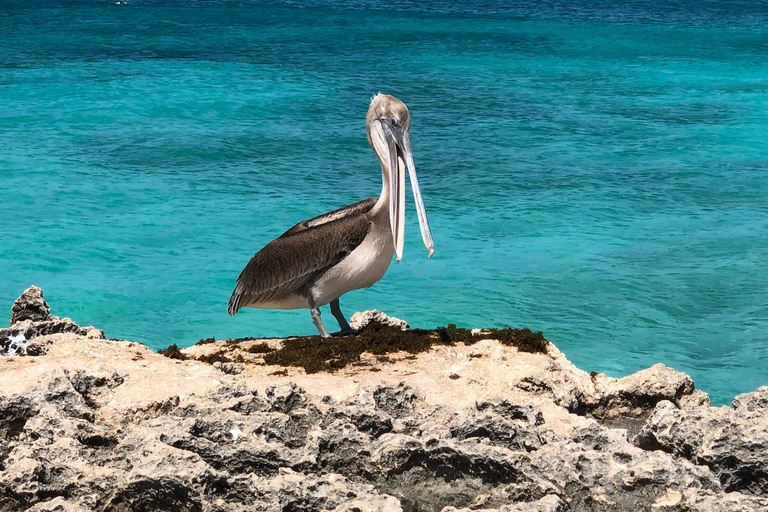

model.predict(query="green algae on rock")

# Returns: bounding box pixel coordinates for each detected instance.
[436,324,548,353]
[263,321,548,374]
[158,343,187,360]
[159,318,548,374]
[248,342,275,354]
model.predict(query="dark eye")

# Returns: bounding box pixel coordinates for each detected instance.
[390,115,400,127]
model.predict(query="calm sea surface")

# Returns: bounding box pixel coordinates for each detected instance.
[2,0,767,404]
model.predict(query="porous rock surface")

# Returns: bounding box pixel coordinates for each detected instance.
[1,288,768,511]
[350,310,409,331]
[1,286,104,357]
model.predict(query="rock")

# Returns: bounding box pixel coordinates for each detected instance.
[86,328,105,340]
[10,286,52,325]
[219,362,244,375]
[3,287,768,511]
[442,494,567,512]
[636,391,768,495]
[2,331,30,356]
[588,363,696,420]
[25,497,93,512]
[583,363,704,441]
[677,489,768,511]
[732,386,768,412]
[350,310,409,331]
[1,318,91,356]
[1,289,93,356]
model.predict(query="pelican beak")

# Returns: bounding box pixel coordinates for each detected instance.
[385,122,406,262]
[372,118,435,262]
[384,121,435,261]
[399,130,435,258]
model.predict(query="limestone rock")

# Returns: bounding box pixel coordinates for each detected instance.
[0,318,92,356]
[86,328,105,340]
[10,285,52,325]
[636,390,768,495]
[25,497,93,512]
[1,288,97,356]
[2,287,768,511]
[732,386,768,412]
[350,309,409,331]
[588,363,696,417]
[442,494,567,511]
[582,363,706,441]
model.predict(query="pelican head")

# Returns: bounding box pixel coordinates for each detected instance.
[366,94,434,262]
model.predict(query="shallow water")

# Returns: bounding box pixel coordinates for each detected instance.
[2,0,767,404]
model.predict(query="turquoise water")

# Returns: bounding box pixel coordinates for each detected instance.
[2,0,767,404]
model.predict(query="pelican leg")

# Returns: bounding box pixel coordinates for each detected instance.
[330,298,358,336]
[310,307,331,338]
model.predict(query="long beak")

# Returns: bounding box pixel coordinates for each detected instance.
[373,119,435,262]
[400,131,435,258]
[386,125,406,262]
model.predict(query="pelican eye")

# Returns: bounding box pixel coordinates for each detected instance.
[390,115,400,127]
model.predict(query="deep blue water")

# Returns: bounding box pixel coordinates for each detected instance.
[2,0,767,405]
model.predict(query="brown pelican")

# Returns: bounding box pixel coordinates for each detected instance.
[227,94,434,337]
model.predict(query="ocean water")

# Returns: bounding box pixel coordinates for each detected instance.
[2,0,767,405]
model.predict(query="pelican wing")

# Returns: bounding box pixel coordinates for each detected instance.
[280,197,377,237]
[228,212,371,315]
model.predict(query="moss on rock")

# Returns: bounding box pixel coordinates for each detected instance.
[263,321,548,374]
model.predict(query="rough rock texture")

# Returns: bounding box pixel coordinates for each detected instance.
[350,310,409,331]
[636,387,768,495]
[1,286,104,357]
[2,289,768,511]
[10,285,51,325]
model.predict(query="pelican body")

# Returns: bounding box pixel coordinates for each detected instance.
[227,94,434,337]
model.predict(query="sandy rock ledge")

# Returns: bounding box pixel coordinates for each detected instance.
[1,287,768,511]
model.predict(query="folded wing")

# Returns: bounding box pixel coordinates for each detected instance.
[279,198,377,237]
[228,212,371,315]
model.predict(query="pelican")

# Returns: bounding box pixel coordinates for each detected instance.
[227,94,434,337]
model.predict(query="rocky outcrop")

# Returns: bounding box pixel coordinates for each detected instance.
[1,288,768,511]
[1,286,104,356]
[9,285,51,325]
[350,310,409,331]
[636,387,768,496]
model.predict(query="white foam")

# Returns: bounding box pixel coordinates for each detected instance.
[5,333,29,356]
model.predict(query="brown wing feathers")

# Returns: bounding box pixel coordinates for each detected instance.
[227,212,371,315]
[279,198,377,237]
